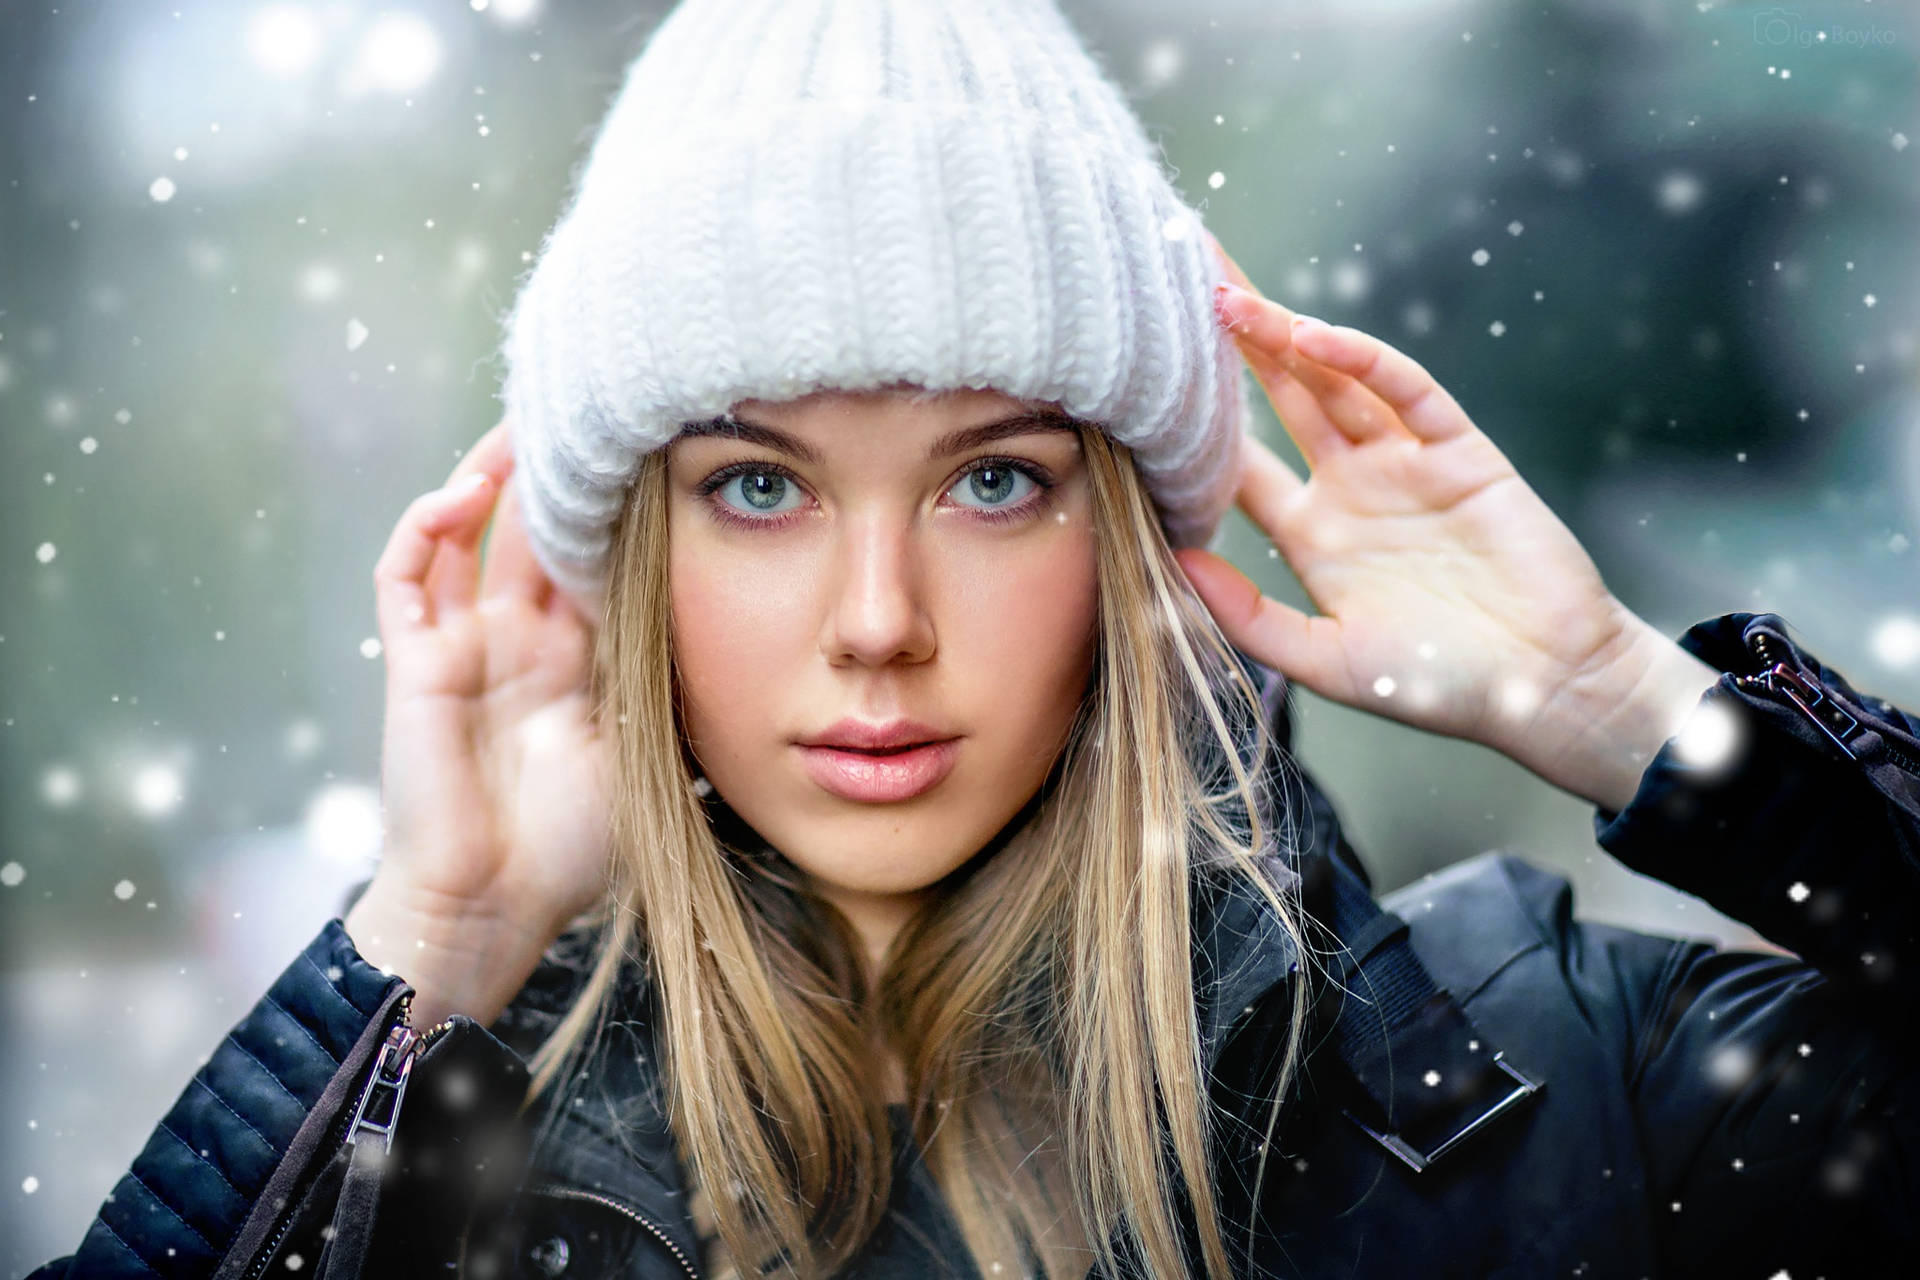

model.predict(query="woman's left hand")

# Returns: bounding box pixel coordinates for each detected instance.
[1177,236,1718,811]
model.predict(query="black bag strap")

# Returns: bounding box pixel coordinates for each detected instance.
[1319,850,1546,1173]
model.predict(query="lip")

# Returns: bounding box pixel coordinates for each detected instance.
[798,717,955,752]
[797,738,961,803]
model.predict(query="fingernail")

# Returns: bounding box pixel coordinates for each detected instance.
[1213,282,1253,329]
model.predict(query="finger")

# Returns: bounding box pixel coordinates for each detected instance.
[477,466,555,610]
[423,427,518,613]
[1207,232,1341,462]
[1275,333,1412,447]
[1215,267,1413,449]
[1172,547,1346,703]
[1216,288,1351,464]
[1288,319,1475,444]
[444,421,512,487]
[373,473,495,637]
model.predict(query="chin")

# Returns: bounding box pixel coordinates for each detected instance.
[779,824,985,899]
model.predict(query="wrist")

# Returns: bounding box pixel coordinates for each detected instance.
[342,874,567,1028]
[1511,609,1724,814]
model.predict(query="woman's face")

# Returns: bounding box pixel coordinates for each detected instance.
[666,385,1099,937]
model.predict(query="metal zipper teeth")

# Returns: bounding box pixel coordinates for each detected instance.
[522,1181,702,1280]
[240,1092,369,1280]
[240,995,458,1280]
[1731,627,1789,687]
[1732,629,1920,777]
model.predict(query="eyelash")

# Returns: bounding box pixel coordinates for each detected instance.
[694,456,1057,532]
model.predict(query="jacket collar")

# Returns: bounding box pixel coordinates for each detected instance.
[1190,650,1306,1067]
[511,653,1310,1257]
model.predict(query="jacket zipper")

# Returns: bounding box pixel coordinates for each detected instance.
[1731,627,1920,777]
[521,1181,702,1280]
[240,993,457,1280]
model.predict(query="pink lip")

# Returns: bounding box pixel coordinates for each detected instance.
[798,738,960,803]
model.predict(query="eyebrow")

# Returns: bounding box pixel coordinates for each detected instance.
[674,409,1080,466]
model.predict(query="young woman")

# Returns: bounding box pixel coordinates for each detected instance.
[30,0,1920,1276]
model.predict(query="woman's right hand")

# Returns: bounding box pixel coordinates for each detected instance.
[345,420,614,1027]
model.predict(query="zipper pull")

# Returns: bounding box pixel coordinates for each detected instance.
[1743,660,1864,761]
[1733,621,1863,760]
[346,1017,419,1155]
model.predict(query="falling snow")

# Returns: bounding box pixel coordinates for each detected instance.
[1657,171,1705,214]
[3,6,1914,1271]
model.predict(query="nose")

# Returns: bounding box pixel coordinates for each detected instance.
[820,511,936,668]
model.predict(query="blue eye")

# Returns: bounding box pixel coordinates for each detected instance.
[948,461,1038,511]
[714,469,804,517]
[695,456,1055,530]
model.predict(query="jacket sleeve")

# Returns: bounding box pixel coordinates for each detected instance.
[25,919,409,1280]
[1582,610,1920,1276]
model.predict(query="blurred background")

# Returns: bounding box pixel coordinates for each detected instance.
[2,0,1915,1269]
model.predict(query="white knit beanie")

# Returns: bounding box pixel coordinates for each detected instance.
[498,0,1253,614]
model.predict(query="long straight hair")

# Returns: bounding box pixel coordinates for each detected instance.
[520,417,1315,1280]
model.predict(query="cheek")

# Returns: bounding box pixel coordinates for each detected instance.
[668,536,810,765]
[949,527,1100,762]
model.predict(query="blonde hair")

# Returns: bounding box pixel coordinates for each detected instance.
[520,418,1315,1280]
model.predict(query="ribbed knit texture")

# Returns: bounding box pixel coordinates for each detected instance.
[498,0,1253,613]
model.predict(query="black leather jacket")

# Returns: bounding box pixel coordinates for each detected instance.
[27,612,1920,1278]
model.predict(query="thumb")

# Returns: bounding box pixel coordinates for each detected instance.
[1173,548,1341,702]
